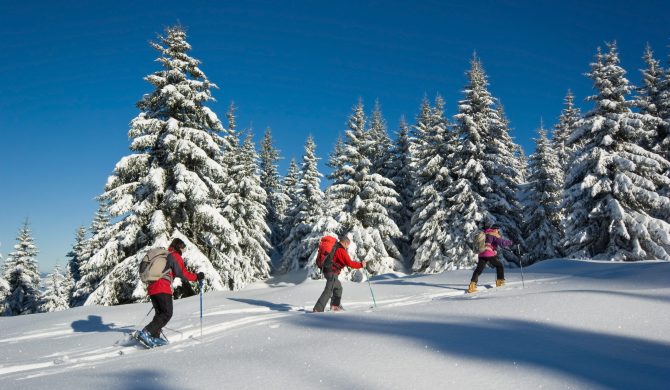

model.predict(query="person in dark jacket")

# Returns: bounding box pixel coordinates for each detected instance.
[468,225,513,293]
[313,237,366,312]
[137,238,205,346]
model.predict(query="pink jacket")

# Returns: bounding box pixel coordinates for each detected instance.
[479,228,513,258]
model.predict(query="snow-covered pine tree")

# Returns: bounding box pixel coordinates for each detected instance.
[386,116,415,263]
[485,102,524,264]
[563,43,670,260]
[220,132,271,289]
[659,52,670,162]
[0,274,8,316]
[637,44,670,164]
[279,158,300,248]
[552,90,583,177]
[85,26,234,305]
[524,126,564,264]
[409,96,456,272]
[368,100,394,175]
[0,251,8,315]
[41,264,71,312]
[3,220,41,315]
[442,55,495,268]
[65,226,87,287]
[280,136,326,272]
[259,128,290,258]
[636,44,666,150]
[71,200,111,305]
[326,100,402,275]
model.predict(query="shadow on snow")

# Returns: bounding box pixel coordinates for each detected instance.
[292,313,670,389]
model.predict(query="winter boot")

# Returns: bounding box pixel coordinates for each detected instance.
[330,305,345,312]
[496,279,505,287]
[467,282,477,293]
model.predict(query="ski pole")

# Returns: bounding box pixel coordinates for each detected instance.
[199,279,204,339]
[517,244,525,288]
[133,306,154,330]
[362,269,377,308]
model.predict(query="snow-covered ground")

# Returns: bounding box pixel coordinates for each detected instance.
[1,259,669,389]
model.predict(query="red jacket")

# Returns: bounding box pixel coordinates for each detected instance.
[327,246,363,275]
[147,247,198,296]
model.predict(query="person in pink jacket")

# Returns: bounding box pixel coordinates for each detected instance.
[468,225,513,293]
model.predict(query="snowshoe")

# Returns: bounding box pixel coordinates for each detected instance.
[152,336,169,347]
[467,282,477,293]
[132,329,156,349]
[330,305,345,312]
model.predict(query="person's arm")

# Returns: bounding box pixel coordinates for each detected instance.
[337,249,363,269]
[167,253,198,282]
[492,236,513,248]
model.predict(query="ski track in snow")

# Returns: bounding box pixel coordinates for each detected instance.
[0,274,569,379]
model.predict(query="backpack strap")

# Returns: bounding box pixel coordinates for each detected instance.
[322,242,342,274]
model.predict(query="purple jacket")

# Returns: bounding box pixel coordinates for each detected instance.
[479,228,513,257]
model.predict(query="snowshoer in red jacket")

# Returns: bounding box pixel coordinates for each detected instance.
[137,238,204,347]
[313,236,366,312]
[468,225,513,293]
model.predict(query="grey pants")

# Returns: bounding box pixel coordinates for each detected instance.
[313,274,343,312]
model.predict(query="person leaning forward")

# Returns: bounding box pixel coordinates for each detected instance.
[313,237,365,312]
[137,238,205,347]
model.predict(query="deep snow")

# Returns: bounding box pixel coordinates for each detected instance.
[1,259,669,389]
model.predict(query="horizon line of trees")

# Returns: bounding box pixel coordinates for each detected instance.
[2,26,669,315]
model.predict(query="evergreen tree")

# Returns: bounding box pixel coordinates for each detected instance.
[280,136,325,272]
[524,126,564,263]
[485,102,524,264]
[368,100,393,175]
[637,44,670,163]
[636,44,666,150]
[65,226,87,286]
[3,220,41,315]
[0,252,8,315]
[387,116,415,263]
[283,159,300,211]
[659,52,670,162]
[85,26,234,305]
[41,264,71,312]
[259,128,290,256]
[0,274,8,316]
[553,90,582,176]
[72,200,110,305]
[563,43,670,260]
[326,100,402,275]
[409,96,456,272]
[220,132,271,289]
[279,158,301,247]
[442,55,495,268]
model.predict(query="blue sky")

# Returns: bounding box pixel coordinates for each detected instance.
[1,0,668,272]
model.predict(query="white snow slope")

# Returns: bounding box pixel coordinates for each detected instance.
[1,259,669,390]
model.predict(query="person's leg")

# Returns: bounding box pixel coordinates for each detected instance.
[330,278,343,307]
[489,256,505,282]
[470,257,488,283]
[313,275,336,312]
[145,293,173,338]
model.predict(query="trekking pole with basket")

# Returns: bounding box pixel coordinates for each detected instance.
[362,269,377,309]
[199,279,204,339]
[517,244,525,288]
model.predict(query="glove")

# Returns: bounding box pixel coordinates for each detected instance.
[197,272,205,281]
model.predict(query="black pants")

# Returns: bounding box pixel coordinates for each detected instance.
[470,256,505,283]
[146,293,173,338]
[313,274,343,312]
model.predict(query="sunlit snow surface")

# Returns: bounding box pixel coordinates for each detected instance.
[1,259,669,389]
